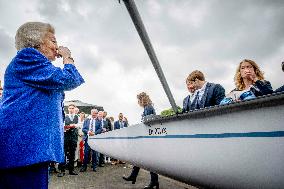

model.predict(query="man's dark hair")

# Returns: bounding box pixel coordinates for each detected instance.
[68,104,76,108]
[186,70,205,83]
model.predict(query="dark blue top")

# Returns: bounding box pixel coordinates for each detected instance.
[114,120,128,130]
[142,104,156,119]
[275,85,284,93]
[182,95,191,113]
[0,48,84,169]
[250,80,273,96]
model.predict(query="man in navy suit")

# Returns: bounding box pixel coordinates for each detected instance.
[183,70,225,111]
[80,109,104,172]
[103,111,112,131]
[114,113,128,130]
[58,104,79,177]
[182,77,197,113]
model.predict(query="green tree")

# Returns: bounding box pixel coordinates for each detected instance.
[160,106,182,116]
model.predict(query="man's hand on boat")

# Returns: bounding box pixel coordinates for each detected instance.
[102,128,107,133]
[88,131,95,136]
[64,124,76,131]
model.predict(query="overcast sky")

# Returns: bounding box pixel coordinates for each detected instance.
[0,0,283,124]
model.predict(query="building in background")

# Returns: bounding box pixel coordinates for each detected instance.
[64,100,103,114]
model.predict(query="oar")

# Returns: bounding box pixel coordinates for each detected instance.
[121,0,179,114]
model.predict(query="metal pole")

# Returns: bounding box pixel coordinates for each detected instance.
[122,0,179,113]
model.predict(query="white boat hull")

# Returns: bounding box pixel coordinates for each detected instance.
[88,94,284,188]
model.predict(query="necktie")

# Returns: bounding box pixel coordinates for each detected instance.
[90,119,94,132]
[195,91,200,109]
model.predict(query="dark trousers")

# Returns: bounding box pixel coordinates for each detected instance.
[130,166,158,183]
[58,140,77,173]
[0,163,49,189]
[130,166,140,178]
[99,153,105,165]
[83,141,98,169]
[150,172,159,183]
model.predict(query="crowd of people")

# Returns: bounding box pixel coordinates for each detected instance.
[51,92,158,189]
[0,21,283,189]
[53,105,129,177]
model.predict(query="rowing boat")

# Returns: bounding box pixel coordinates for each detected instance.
[89,93,284,189]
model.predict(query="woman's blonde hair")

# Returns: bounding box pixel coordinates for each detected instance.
[137,92,152,107]
[15,22,54,50]
[234,59,264,90]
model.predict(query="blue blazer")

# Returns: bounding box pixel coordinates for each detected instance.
[251,80,273,96]
[142,105,156,118]
[275,85,284,93]
[182,95,191,113]
[114,120,128,130]
[82,118,103,141]
[0,48,84,169]
[190,82,225,110]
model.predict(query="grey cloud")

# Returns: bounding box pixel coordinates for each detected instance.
[0,28,15,85]
[133,0,284,61]
[1,0,283,123]
[130,1,284,86]
[38,0,61,19]
[0,28,14,57]
[38,0,150,72]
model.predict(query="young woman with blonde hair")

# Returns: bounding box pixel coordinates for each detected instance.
[221,59,273,104]
[123,92,159,189]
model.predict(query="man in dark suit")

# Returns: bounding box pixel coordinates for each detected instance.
[103,111,112,132]
[182,77,197,113]
[80,109,104,172]
[183,70,225,112]
[58,104,79,177]
[114,113,128,130]
[97,111,112,166]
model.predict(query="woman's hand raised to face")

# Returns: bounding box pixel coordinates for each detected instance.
[57,46,74,64]
[248,74,258,83]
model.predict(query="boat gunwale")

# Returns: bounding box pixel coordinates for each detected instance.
[144,92,284,125]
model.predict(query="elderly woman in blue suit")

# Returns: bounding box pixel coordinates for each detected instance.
[123,92,159,189]
[0,22,84,188]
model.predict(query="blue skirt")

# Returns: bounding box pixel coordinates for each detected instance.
[0,163,48,189]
